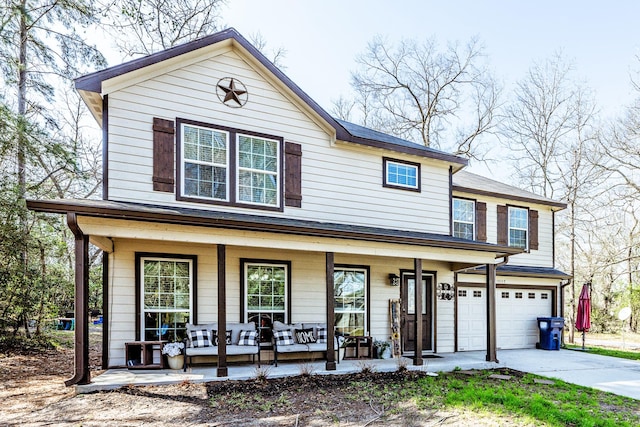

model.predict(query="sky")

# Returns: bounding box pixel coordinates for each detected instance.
[221,1,640,177]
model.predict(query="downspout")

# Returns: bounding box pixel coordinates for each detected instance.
[65,213,91,386]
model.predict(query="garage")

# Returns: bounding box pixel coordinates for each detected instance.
[457,287,553,351]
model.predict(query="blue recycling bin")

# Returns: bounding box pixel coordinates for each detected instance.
[537,317,564,350]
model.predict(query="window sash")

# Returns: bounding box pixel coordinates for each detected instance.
[237,134,280,207]
[385,161,418,189]
[334,268,367,336]
[508,207,528,249]
[453,198,475,240]
[244,263,288,321]
[181,124,229,201]
[141,257,193,342]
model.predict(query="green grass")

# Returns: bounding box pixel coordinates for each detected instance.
[430,371,637,426]
[564,344,640,361]
[208,369,640,426]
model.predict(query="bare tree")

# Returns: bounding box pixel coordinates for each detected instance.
[247,31,287,69]
[594,59,640,331]
[341,35,500,159]
[500,52,608,342]
[99,0,226,57]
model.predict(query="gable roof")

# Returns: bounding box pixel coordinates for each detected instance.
[452,170,567,210]
[75,27,467,168]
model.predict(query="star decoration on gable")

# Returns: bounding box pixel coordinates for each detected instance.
[216,77,248,108]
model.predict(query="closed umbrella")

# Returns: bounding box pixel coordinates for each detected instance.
[575,283,591,350]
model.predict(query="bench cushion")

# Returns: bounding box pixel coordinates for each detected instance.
[185,344,259,356]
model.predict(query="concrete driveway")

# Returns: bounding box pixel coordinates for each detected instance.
[498,349,640,400]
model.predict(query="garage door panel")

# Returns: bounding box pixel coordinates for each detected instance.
[497,289,552,350]
[457,287,552,351]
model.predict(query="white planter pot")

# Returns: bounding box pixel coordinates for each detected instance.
[166,355,183,370]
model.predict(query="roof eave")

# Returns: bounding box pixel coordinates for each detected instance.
[338,134,468,166]
[452,184,567,210]
[27,199,514,256]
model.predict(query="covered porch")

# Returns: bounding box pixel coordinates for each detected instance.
[26,199,520,386]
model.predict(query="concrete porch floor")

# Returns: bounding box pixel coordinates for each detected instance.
[78,351,498,393]
[77,349,640,401]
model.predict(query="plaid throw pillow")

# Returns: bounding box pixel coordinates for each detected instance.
[189,329,211,348]
[212,330,232,346]
[238,330,258,346]
[294,328,317,344]
[273,329,295,346]
[316,327,327,344]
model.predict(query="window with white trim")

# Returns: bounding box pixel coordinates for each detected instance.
[453,198,475,240]
[334,268,367,336]
[141,257,193,342]
[244,262,288,329]
[509,206,529,249]
[237,135,279,206]
[383,158,420,191]
[179,121,282,208]
[183,125,228,200]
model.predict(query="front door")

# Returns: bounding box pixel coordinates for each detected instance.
[401,274,433,353]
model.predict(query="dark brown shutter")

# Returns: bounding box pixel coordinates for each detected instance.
[529,209,539,250]
[285,142,302,207]
[152,117,175,192]
[476,201,487,242]
[497,205,508,246]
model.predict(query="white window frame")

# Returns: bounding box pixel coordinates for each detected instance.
[140,257,193,342]
[508,206,529,250]
[334,267,368,336]
[243,262,289,325]
[383,157,420,191]
[453,198,475,240]
[236,133,281,207]
[180,123,230,202]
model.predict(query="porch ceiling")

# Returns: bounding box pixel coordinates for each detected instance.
[27,198,521,264]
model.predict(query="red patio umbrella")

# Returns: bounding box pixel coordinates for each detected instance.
[575,283,591,350]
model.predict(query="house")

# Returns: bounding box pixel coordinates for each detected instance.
[27,28,569,386]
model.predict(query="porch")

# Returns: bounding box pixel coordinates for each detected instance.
[77,351,500,393]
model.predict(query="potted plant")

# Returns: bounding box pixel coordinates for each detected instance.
[162,342,185,369]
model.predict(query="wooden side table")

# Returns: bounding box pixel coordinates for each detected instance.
[343,336,373,359]
[125,341,165,369]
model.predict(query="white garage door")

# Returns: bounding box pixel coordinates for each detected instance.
[457,287,553,351]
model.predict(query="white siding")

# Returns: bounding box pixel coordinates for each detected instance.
[106,238,456,367]
[105,49,452,234]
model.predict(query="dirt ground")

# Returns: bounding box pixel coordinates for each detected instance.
[1,330,638,426]
[0,351,504,427]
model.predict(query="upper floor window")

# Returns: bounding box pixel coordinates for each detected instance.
[183,125,228,200]
[178,120,282,210]
[453,198,475,240]
[383,157,420,192]
[237,135,279,205]
[509,206,529,249]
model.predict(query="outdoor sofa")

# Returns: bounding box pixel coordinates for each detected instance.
[182,322,260,371]
[271,321,342,366]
